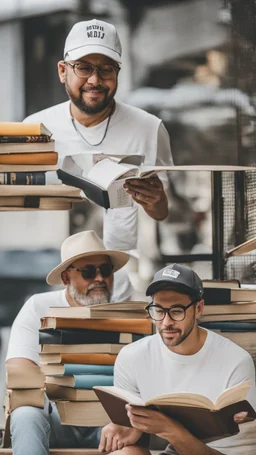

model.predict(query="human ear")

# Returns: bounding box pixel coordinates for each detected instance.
[61,270,70,285]
[58,61,66,84]
[195,300,204,319]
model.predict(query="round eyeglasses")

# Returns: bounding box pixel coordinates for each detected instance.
[64,61,120,80]
[67,263,114,280]
[145,299,199,322]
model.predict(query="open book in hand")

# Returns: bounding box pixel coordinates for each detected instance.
[93,381,256,443]
[57,154,170,209]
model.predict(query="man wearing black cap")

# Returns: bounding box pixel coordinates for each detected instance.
[99,264,256,455]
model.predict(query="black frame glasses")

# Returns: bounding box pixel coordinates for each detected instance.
[67,263,114,280]
[145,298,199,322]
[64,61,120,80]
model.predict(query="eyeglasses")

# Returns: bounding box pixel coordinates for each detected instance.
[67,263,114,280]
[145,299,199,322]
[64,61,120,80]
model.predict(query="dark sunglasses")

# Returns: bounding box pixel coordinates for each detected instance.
[67,263,114,280]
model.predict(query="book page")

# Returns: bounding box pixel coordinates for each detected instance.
[87,159,139,189]
[108,178,133,208]
[146,392,214,410]
[215,381,251,409]
[94,385,144,406]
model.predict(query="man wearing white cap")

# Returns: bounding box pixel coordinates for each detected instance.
[6,230,130,455]
[24,18,173,253]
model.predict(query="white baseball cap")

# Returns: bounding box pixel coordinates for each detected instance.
[64,19,122,64]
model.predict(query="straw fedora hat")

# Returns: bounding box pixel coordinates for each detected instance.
[46,230,129,285]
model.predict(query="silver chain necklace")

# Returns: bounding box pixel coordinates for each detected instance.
[70,102,115,147]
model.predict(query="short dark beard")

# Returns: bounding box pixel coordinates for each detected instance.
[65,80,116,115]
[159,318,195,349]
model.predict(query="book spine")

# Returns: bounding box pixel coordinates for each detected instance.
[0,135,50,143]
[62,353,117,365]
[0,172,46,185]
[45,318,153,334]
[0,152,58,165]
[73,374,114,389]
[63,364,114,376]
[39,329,147,345]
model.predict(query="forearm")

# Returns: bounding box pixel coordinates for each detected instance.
[144,190,168,220]
[159,426,224,455]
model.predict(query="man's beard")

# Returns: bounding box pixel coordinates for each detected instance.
[67,282,112,306]
[65,80,116,115]
[159,319,195,349]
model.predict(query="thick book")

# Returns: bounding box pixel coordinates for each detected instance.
[45,383,98,401]
[4,388,44,413]
[57,156,256,209]
[0,135,51,143]
[45,373,114,388]
[0,196,73,211]
[40,317,153,334]
[94,382,256,443]
[47,302,148,320]
[0,151,58,165]
[41,343,124,354]
[0,164,58,172]
[202,279,240,289]
[200,314,256,322]
[0,122,52,137]
[42,363,114,377]
[0,172,46,185]
[0,183,82,198]
[0,140,54,153]
[203,287,256,305]
[198,321,256,331]
[203,302,256,315]
[39,328,146,345]
[56,400,110,426]
[6,364,45,389]
[40,353,117,366]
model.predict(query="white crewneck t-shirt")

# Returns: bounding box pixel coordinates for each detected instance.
[114,329,256,454]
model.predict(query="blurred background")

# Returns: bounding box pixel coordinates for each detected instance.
[1,0,256,425]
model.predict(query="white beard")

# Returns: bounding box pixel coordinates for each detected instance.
[67,283,111,306]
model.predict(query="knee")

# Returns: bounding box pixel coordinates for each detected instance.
[11,406,50,434]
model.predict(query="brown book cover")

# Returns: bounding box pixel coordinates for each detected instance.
[41,343,124,354]
[94,382,255,443]
[40,318,153,334]
[5,388,44,413]
[0,140,55,153]
[6,364,45,389]
[0,122,52,136]
[40,352,117,365]
[0,152,58,165]
[202,280,240,289]
[56,400,110,426]
[45,383,98,401]
[0,197,73,211]
[199,314,256,322]
[0,135,51,143]
[203,302,256,315]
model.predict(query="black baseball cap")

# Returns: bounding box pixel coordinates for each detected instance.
[146,264,204,299]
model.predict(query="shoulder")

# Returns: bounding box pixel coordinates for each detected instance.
[24,102,69,123]
[116,334,159,363]
[23,289,66,315]
[208,329,253,364]
[115,102,162,126]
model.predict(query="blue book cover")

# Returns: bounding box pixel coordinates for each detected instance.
[63,364,114,376]
[73,374,114,389]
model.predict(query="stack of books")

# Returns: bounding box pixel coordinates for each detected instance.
[5,364,45,415]
[199,280,256,365]
[0,122,84,210]
[40,302,152,426]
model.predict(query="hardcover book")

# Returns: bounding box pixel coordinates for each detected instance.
[203,287,256,305]
[5,388,44,413]
[39,353,117,366]
[0,171,46,185]
[0,122,52,137]
[0,135,51,143]
[94,382,255,443]
[45,383,98,401]
[45,373,113,388]
[57,156,256,209]
[41,343,124,354]
[47,302,148,320]
[0,140,54,153]
[39,328,146,345]
[6,365,45,389]
[0,151,58,165]
[56,401,110,426]
[40,317,153,334]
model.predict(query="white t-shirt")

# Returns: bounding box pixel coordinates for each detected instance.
[24,101,173,251]
[114,330,256,455]
[6,270,133,365]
